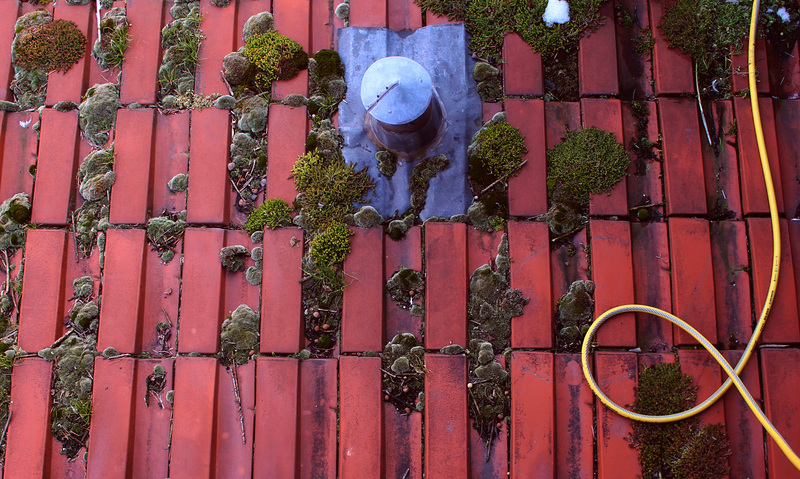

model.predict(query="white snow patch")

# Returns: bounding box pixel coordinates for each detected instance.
[777,7,791,22]
[542,0,570,26]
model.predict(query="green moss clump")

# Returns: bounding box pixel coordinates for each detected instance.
[309,222,353,265]
[382,333,427,413]
[291,150,375,231]
[311,49,344,78]
[244,30,308,86]
[555,280,594,351]
[547,127,629,205]
[376,150,397,177]
[77,148,115,201]
[220,245,250,272]
[219,304,259,365]
[79,83,121,146]
[386,267,425,318]
[409,154,450,214]
[514,0,606,60]
[158,8,203,96]
[245,198,293,234]
[13,18,86,73]
[92,8,129,70]
[467,339,510,441]
[629,361,732,479]
[0,193,31,252]
[469,121,527,185]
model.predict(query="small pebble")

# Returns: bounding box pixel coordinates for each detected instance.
[314,325,320,332]
[313,311,321,318]
[467,383,473,389]
[227,162,236,171]
[322,323,330,330]
[384,395,390,401]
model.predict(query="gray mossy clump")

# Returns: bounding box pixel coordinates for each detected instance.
[214,94,236,109]
[72,276,94,299]
[387,214,415,241]
[353,206,383,228]
[167,173,189,192]
[79,83,121,146]
[307,49,346,119]
[170,0,200,19]
[219,304,260,365]
[382,333,426,413]
[545,201,586,237]
[211,0,231,6]
[92,7,130,70]
[386,267,425,318]
[245,266,262,286]
[47,334,97,458]
[0,101,20,112]
[468,262,528,351]
[74,200,109,258]
[556,280,595,351]
[304,119,342,161]
[222,51,251,86]
[77,148,116,201]
[376,150,397,177]
[282,93,308,107]
[146,212,187,263]
[335,2,350,25]
[235,94,268,133]
[473,61,502,102]
[0,193,31,252]
[228,130,267,211]
[440,344,466,355]
[242,12,274,42]
[53,100,78,112]
[220,245,250,272]
[467,338,510,441]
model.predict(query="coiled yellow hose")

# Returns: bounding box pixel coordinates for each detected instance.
[580,0,800,470]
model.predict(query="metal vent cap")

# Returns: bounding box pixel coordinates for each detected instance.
[360,56,433,126]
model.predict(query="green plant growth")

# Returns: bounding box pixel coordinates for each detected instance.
[308,49,346,120]
[660,0,799,96]
[291,149,375,231]
[13,18,86,73]
[220,245,250,272]
[92,7,129,69]
[467,339,510,446]
[245,198,293,234]
[409,154,450,215]
[79,83,121,146]
[547,126,629,206]
[73,200,109,259]
[146,211,187,263]
[469,119,527,188]
[309,222,353,265]
[243,29,308,89]
[386,267,425,318]
[415,0,606,63]
[300,253,346,355]
[158,8,203,96]
[77,147,115,202]
[219,304,259,365]
[629,361,732,479]
[382,333,427,414]
[0,193,31,252]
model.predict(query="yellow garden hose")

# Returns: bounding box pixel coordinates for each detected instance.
[580,0,800,471]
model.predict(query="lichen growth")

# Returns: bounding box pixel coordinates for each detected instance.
[73,200,109,258]
[386,267,425,318]
[92,7,129,70]
[219,304,259,365]
[220,245,250,272]
[547,127,629,206]
[467,339,510,442]
[629,360,732,479]
[353,205,384,229]
[376,150,397,177]
[382,333,427,414]
[0,193,31,252]
[245,198,293,234]
[146,211,187,263]
[408,154,450,215]
[555,280,595,352]
[387,214,415,241]
[77,147,115,202]
[79,83,121,146]
[167,173,189,192]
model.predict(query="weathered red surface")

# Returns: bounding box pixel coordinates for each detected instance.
[578,1,618,96]
[186,108,231,224]
[622,100,662,214]
[507,221,552,349]
[339,356,383,477]
[773,99,800,218]
[120,0,165,105]
[299,359,338,479]
[544,101,579,148]
[590,220,636,347]
[425,354,468,479]
[311,0,334,52]
[388,0,424,31]
[722,350,766,479]
[195,0,236,96]
[109,108,155,224]
[342,227,384,352]
[384,225,423,343]
[711,221,753,348]
[384,404,422,479]
[350,0,387,27]
[731,38,770,94]
[266,105,307,203]
[179,228,224,353]
[630,222,673,351]
[215,361,256,479]
[678,349,725,425]
[701,100,742,219]
[424,222,467,349]
[595,352,639,479]
[503,33,543,97]
[668,218,718,345]
[31,109,80,225]
[748,217,800,343]
[648,0,694,94]
[261,227,305,353]
[4,359,53,479]
[506,98,548,216]
[0,0,18,101]
[152,111,190,215]
[86,358,135,478]
[254,357,300,477]
[555,354,593,478]
[550,228,590,307]
[761,348,800,478]
[131,358,174,479]
[510,351,555,477]
[0,111,38,201]
[658,98,708,216]
[169,357,217,478]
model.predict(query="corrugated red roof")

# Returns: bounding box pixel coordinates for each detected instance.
[0,0,799,477]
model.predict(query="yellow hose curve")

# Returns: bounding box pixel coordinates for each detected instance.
[580,0,800,470]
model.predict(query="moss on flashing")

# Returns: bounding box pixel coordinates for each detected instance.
[409,154,450,214]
